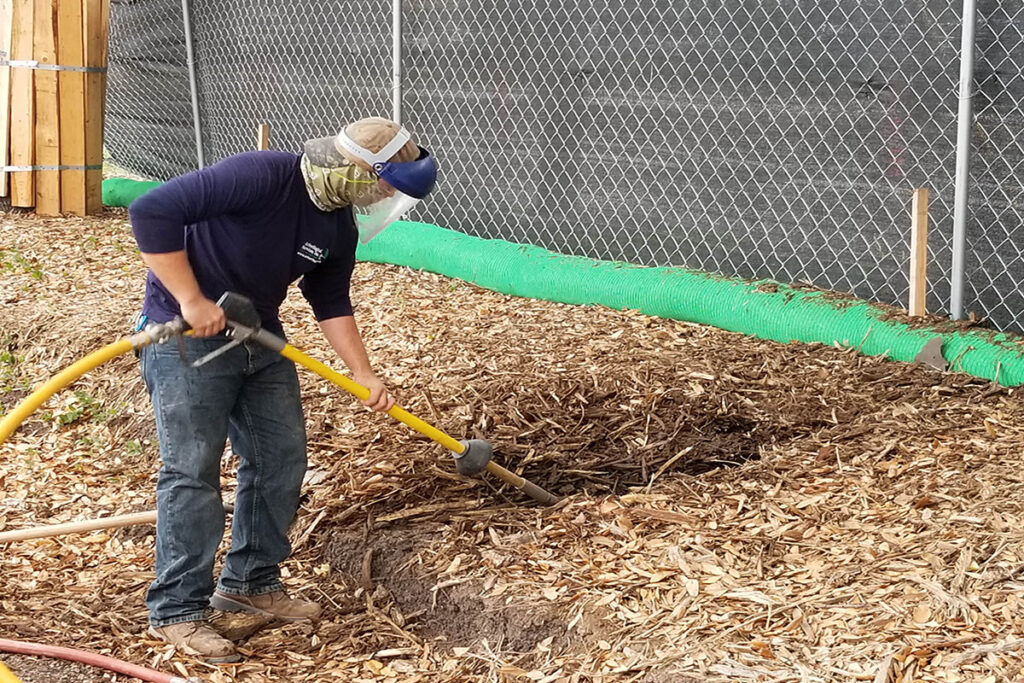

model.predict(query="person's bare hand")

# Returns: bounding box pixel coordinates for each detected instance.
[354,372,396,412]
[180,295,225,337]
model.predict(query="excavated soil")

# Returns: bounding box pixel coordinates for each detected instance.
[323,526,592,654]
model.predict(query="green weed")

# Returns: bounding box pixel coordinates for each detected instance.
[0,339,23,391]
[0,250,44,280]
[51,390,113,426]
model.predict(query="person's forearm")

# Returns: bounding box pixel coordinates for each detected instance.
[140,251,225,336]
[318,316,374,377]
[140,251,203,306]
[319,315,394,412]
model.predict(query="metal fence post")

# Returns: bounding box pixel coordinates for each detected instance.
[391,0,403,124]
[950,0,978,320]
[182,0,204,168]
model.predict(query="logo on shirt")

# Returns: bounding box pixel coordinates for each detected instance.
[298,242,329,264]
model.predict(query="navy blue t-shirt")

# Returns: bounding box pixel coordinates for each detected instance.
[129,151,357,336]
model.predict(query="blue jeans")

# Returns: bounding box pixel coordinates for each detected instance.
[140,335,306,627]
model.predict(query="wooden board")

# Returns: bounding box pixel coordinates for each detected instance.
[0,0,13,197]
[81,0,107,214]
[8,0,33,206]
[909,187,929,317]
[33,0,61,216]
[57,0,85,215]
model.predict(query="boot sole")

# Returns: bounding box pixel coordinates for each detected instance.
[210,591,319,623]
[147,626,242,664]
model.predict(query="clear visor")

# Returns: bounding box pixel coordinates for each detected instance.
[354,190,420,243]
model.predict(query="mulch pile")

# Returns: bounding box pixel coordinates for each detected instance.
[2,209,1024,682]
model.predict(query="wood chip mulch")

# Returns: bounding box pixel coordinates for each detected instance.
[2,209,1024,683]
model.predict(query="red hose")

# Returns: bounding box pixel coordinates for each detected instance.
[0,638,196,683]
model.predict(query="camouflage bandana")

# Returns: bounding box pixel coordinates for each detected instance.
[300,154,380,211]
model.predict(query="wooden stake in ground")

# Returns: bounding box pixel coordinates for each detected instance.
[909,187,929,317]
[33,0,61,216]
[8,0,34,206]
[57,0,86,215]
[257,122,269,151]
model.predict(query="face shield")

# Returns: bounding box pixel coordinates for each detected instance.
[303,124,438,243]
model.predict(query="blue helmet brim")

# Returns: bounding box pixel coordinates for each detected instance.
[375,147,437,199]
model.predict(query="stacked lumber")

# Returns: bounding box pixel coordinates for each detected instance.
[0,0,109,216]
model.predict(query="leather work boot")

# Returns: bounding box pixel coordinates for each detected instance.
[210,590,323,623]
[148,621,240,664]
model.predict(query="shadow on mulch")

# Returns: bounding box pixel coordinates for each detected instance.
[322,527,604,657]
[2,653,109,683]
[116,522,156,543]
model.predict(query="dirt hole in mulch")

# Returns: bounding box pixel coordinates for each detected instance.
[322,527,600,656]
[526,411,775,497]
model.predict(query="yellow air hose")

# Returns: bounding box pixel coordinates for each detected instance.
[0,323,183,444]
[0,659,24,683]
[0,339,133,443]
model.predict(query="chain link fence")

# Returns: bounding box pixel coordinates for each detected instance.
[105,0,1024,332]
[963,1,1024,330]
[106,0,194,179]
